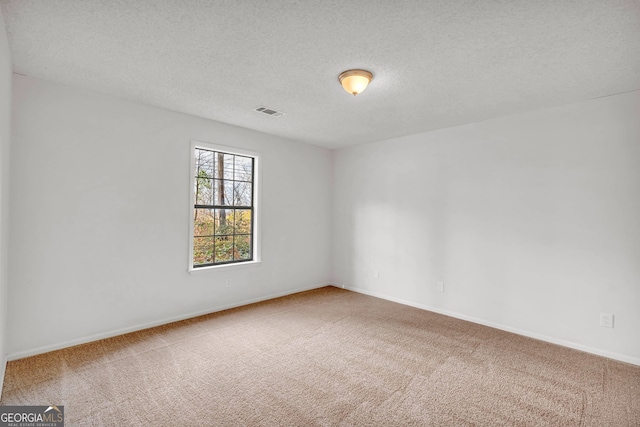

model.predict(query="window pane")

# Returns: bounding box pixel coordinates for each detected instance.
[215,236,234,263]
[195,178,213,205]
[213,152,222,180]
[211,179,234,206]
[224,154,235,179]
[234,156,252,181]
[193,237,214,265]
[234,235,251,260]
[224,180,234,205]
[234,209,251,234]
[195,149,214,178]
[214,209,234,235]
[212,179,222,205]
[194,209,214,236]
[233,182,252,206]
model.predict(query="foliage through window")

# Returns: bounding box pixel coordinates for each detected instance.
[192,147,254,267]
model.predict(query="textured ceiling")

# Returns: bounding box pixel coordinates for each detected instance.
[1,0,639,149]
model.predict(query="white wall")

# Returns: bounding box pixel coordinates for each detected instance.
[333,91,640,364]
[0,8,11,393]
[8,75,332,358]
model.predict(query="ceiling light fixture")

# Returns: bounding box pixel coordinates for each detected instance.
[338,69,373,96]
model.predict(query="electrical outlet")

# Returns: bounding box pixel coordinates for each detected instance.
[437,281,444,292]
[225,279,231,288]
[600,312,614,328]
[373,270,380,279]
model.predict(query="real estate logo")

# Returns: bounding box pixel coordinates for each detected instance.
[0,405,64,427]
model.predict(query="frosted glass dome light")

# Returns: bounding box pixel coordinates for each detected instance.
[338,69,373,96]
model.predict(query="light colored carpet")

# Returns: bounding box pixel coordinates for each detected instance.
[1,287,639,426]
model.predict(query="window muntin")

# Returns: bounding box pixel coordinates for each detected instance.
[192,147,255,267]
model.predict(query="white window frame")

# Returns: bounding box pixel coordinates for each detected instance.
[188,140,261,272]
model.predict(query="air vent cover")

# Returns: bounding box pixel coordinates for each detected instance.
[254,106,285,117]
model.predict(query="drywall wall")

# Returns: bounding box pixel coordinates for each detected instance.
[333,91,640,364]
[0,8,11,393]
[8,75,332,357]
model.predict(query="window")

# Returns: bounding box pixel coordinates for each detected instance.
[190,142,259,269]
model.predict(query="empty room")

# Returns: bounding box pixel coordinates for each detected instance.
[0,1,639,425]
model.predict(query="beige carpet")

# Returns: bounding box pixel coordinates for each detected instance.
[2,287,639,426]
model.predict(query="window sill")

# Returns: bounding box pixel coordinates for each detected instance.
[188,260,262,274]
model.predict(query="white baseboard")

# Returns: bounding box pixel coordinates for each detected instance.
[338,284,640,367]
[7,282,330,361]
[0,353,6,399]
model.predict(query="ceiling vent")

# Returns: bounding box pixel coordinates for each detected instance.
[254,106,285,117]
